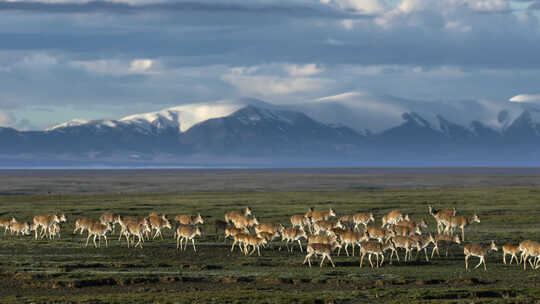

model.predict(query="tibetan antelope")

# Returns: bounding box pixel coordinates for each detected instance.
[0,217,16,235]
[310,208,336,223]
[85,222,111,248]
[122,218,150,248]
[390,236,421,263]
[231,216,259,230]
[147,214,172,239]
[409,234,435,261]
[175,213,204,226]
[256,231,280,245]
[281,227,307,252]
[392,225,421,237]
[428,205,456,234]
[224,207,252,223]
[244,235,267,256]
[49,223,61,239]
[352,212,374,231]
[360,241,395,268]
[214,220,229,240]
[73,218,96,235]
[308,234,337,246]
[99,213,120,234]
[431,234,461,258]
[464,241,498,271]
[338,231,368,256]
[9,221,30,236]
[396,219,427,233]
[445,214,480,241]
[519,240,540,270]
[313,220,343,235]
[33,213,60,239]
[254,223,281,236]
[230,232,250,253]
[381,210,407,228]
[502,244,520,265]
[290,214,311,232]
[523,243,540,270]
[303,243,341,268]
[339,215,355,229]
[225,226,248,241]
[366,226,394,243]
[176,225,202,252]
[117,216,147,241]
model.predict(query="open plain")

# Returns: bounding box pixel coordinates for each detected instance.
[0,168,539,303]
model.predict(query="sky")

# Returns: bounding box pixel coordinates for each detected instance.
[1,0,540,130]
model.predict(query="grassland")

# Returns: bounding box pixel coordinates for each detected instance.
[0,170,539,303]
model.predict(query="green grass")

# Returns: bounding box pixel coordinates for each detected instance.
[0,188,540,303]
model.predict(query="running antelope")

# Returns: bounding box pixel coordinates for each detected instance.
[230,232,250,253]
[338,231,368,256]
[175,213,204,226]
[310,208,336,223]
[244,235,267,256]
[281,227,307,252]
[224,207,252,223]
[85,222,111,248]
[99,213,120,233]
[352,213,374,231]
[390,236,421,263]
[147,214,172,239]
[431,234,461,258]
[176,225,202,252]
[303,243,341,268]
[73,218,96,235]
[33,213,61,239]
[464,240,498,271]
[445,214,480,241]
[381,210,407,228]
[502,244,520,265]
[428,205,456,234]
[0,217,16,235]
[366,226,394,243]
[360,241,395,268]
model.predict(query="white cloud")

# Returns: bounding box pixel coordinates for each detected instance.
[284,64,324,77]
[322,0,387,14]
[70,58,159,76]
[509,94,540,103]
[223,74,330,96]
[0,110,15,127]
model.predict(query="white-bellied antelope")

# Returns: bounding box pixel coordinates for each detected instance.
[523,243,540,270]
[9,221,30,236]
[310,208,336,223]
[409,234,435,261]
[244,235,267,256]
[428,205,456,234]
[445,214,480,241]
[281,227,307,252]
[176,225,202,252]
[338,231,368,256]
[352,213,374,231]
[225,226,248,242]
[290,214,311,232]
[224,207,252,224]
[381,210,407,228]
[32,213,60,239]
[431,234,461,258]
[122,218,150,248]
[312,220,343,235]
[303,243,341,268]
[392,225,420,237]
[519,240,536,265]
[230,232,250,253]
[0,217,16,235]
[254,223,281,236]
[85,222,111,248]
[464,240,498,271]
[360,241,395,268]
[396,219,427,233]
[519,240,540,270]
[366,226,394,243]
[99,213,120,234]
[231,216,259,230]
[175,213,204,226]
[147,214,172,239]
[502,244,520,265]
[117,216,147,242]
[390,236,421,263]
[73,218,96,235]
[339,215,355,229]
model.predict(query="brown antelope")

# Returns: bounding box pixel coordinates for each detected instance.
[431,234,461,258]
[308,234,337,245]
[225,226,248,241]
[464,241,498,271]
[230,232,250,253]
[392,225,420,237]
[175,213,204,226]
[520,240,540,270]
[0,217,16,235]
[360,241,395,268]
[428,205,456,234]
[410,234,435,261]
[281,227,307,252]
[381,210,407,228]
[310,208,336,223]
[214,220,229,240]
[9,221,30,236]
[339,215,355,228]
[366,226,394,243]
[49,223,62,239]
[338,231,368,256]
[523,243,540,270]
[303,243,341,268]
[147,214,172,239]
[352,212,374,231]
[244,235,267,256]
[390,236,421,263]
[118,216,147,242]
[33,213,60,239]
[396,219,427,232]
[123,218,150,248]
[290,214,311,232]
[231,216,259,230]
[313,220,343,235]
[73,218,96,235]
[445,214,480,241]
[256,231,280,245]
[85,222,111,248]
[224,207,252,223]
[176,225,202,252]
[99,213,120,233]
[502,244,520,265]
[254,223,281,236]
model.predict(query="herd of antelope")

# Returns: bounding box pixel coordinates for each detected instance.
[1,205,539,272]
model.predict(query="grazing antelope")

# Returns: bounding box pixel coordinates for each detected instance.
[214,220,228,240]
[176,225,202,252]
[147,214,172,239]
[310,208,336,223]
[9,221,30,236]
[366,226,394,243]
[381,210,407,228]
[73,218,96,235]
[281,227,307,252]
[502,244,520,265]
[244,235,267,256]
[410,234,435,262]
[312,220,343,235]
[352,212,374,231]
[0,217,16,235]
[428,205,456,234]
[175,213,204,226]
[445,214,480,241]
[338,231,368,256]
[33,213,60,239]
[464,241,498,271]
[390,236,421,263]
[224,207,252,223]
[360,241,395,268]
[431,234,461,258]
[85,222,111,248]
[99,213,120,234]
[303,243,341,268]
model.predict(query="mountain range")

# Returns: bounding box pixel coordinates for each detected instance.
[2,95,540,167]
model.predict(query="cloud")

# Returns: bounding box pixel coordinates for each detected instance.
[284,64,324,77]
[509,94,540,103]
[70,58,159,75]
[0,110,15,126]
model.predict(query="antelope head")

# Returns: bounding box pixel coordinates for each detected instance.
[329,208,336,217]
[490,240,498,251]
[196,213,204,225]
